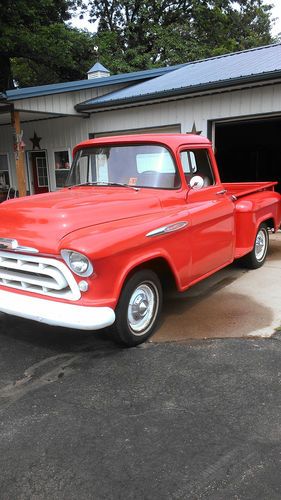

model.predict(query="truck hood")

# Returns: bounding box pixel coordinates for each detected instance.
[0,187,162,253]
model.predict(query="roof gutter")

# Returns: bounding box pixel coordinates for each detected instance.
[76,70,281,112]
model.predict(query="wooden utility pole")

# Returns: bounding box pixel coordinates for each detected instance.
[10,107,26,197]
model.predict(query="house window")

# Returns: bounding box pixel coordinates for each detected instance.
[36,157,48,187]
[54,150,71,188]
[0,154,10,187]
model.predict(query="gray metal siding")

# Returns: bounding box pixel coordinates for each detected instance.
[14,84,129,116]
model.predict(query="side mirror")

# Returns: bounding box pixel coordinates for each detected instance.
[189,175,204,190]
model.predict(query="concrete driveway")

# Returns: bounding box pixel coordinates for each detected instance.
[154,232,281,342]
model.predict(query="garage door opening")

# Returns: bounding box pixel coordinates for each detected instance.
[214,117,281,193]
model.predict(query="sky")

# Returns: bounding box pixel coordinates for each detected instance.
[271,0,281,36]
[70,1,281,37]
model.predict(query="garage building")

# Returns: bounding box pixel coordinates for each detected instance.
[1,43,281,195]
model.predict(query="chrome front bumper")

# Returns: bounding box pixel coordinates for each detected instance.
[0,290,115,330]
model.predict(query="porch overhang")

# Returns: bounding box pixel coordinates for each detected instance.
[0,105,74,198]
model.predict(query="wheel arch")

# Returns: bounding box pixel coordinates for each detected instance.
[257,216,274,231]
[238,219,270,269]
[250,217,273,254]
[118,256,179,301]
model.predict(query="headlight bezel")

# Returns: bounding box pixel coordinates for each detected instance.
[61,250,94,277]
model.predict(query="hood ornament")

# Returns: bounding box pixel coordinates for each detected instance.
[0,238,18,250]
[0,238,39,254]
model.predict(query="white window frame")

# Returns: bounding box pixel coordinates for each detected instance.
[26,149,50,194]
[0,153,11,187]
[53,148,72,189]
[36,157,49,187]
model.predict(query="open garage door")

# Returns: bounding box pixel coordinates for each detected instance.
[214,116,281,193]
[92,124,181,138]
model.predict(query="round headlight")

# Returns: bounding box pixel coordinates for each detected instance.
[61,250,93,277]
[69,252,89,274]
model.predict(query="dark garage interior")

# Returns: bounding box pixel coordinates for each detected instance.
[214,116,281,193]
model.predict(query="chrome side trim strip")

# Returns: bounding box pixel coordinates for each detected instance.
[146,221,188,238]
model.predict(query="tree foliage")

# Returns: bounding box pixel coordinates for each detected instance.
[87,0,274,73]
[0,0,276,91]
[0,0,96,91]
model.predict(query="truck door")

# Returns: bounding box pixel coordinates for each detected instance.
[180,147,235,281]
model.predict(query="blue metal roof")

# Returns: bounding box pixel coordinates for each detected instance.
[4,63,186,101]
[77,44,281,111]
[87,62,110,73]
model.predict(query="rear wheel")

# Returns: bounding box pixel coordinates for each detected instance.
[240,223,269,269]
[113,270,163,347]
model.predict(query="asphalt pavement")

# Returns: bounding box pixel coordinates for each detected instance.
[1,315,281,499]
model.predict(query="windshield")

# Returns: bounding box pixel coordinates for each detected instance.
[66,144,180,189]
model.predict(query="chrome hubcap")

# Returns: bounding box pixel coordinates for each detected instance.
[127,282,158,335]
[255,229,267,261]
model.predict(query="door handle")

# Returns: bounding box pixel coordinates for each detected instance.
[216,189,227,195]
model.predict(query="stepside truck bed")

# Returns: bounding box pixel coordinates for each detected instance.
[223,181,278,199]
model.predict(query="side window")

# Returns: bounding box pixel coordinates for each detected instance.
[180,151,197,174]
[180,149,215,186]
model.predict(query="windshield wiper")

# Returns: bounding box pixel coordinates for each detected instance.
[69,181,140,190]
[104,181,139,190]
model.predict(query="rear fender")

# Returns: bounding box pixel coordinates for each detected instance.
[234,192,281,257]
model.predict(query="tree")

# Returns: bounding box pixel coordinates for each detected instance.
[87,0,274,73]
[0,0,96,91]
[0,0,275,90]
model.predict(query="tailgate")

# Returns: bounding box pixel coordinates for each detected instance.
[222,181,277,199]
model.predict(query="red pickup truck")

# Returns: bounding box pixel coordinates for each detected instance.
[0,134,280,346]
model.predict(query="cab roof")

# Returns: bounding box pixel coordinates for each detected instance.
[73,134,211,155]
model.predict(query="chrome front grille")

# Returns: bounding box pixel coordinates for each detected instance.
[0,251,81,300]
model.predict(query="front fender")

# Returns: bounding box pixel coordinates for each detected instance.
[59,210,191,307]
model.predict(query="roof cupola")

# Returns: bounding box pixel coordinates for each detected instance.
[87,62,110,79]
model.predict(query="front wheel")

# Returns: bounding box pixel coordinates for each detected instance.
[113,270,163,347]
[240,223,269,269]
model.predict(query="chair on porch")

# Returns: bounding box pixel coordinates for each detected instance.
[6,187,18,200]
